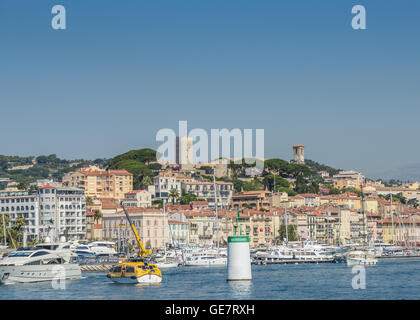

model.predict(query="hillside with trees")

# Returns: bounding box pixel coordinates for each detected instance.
[0,154,109,188]
[107,149,157,189]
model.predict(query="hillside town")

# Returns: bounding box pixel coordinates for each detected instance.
[1,144,419,252]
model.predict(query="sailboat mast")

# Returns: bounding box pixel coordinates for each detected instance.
[361,189,367,246]
[390,193,395,245]
[213,174,219,251]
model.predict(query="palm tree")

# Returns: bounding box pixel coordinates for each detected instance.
[169,188,179,205]
[142,176,153,187]
[93,209,103,223]
[86,196,94,206]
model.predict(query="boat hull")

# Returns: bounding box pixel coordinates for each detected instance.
[155,262,179,268]
[184,259,227,267]
[346,258,378,266]
[110,274,162,284]
[0,264,82,285]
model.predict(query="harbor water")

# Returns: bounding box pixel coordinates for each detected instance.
[1,258,419,300]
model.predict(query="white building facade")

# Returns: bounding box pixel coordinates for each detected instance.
[0,185,86,241]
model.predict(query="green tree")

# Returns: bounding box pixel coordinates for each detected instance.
[147,163,162,171]
[93,210,103,223]
[141,176,153,187]
[276,186,297,196]
[263,174,290,191]
[85,196,94,206]
[108,148,157,168]
[408,198,419,208]
[277,224,298,242]
[242,178,263,191]
[200,166,213,174]
[152,199,163,209]
[169,189,180,205]
[17,182,28,190]
[109,159,153,190]
[179,193,204,205]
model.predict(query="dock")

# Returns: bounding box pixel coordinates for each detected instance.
[80,264,113,271]
[252,257,336,265]
[378,255,420,259]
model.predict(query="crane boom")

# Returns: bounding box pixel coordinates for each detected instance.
[121,203,152,257]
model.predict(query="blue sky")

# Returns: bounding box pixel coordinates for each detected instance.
[0,1,419,178]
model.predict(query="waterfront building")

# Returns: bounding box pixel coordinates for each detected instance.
[0,185,86,241]
[63,166,133,200]
[181,181,234,209]
[153,174,182,203]
[122,190,152,208]
[102,207,169,249]
[168,220,189,245]
[232,190,272,210]
[86,209,103,240]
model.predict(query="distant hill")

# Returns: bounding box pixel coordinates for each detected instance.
[304,159,341,176]
[369,163,420,182]
[0,154,109,188]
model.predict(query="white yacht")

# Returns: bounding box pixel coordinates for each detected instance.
[346,250,378,266]
[88,241,117,256]
[184,252,227,266]
[255,244,334,262]
[72,245,97,258]
[35,242,77,262]
[0,248,82,285]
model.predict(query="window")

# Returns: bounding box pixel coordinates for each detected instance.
[31,251,50,257]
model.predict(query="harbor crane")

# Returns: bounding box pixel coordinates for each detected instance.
[120,203,152,257]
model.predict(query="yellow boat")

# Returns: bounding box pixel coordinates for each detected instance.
[107,258,162,284]
[107,204,162,284]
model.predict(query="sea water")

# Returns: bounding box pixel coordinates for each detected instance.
[1,258,419,300]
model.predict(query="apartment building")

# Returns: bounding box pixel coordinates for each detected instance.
[122,190,153,208]
[153,174,182,202]
[181,181,234,209]
[0,185,86,241]
[63,166,133,200]
[232,190,272,210]
[168,220,189,245]
[102,207,169,249]
[333,170,365,190]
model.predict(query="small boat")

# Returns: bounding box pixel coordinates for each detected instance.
[0,248,81,285]
[107,258,162,284]
[346,250,378,266]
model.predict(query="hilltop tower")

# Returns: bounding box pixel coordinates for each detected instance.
[293,144,305,164]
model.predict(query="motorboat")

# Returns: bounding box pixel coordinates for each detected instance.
[346,250,378,266]
[184,254,227,266]
[88,241,117,256]
[0,248,82,285]
[107,257,162,284]
[72,245,97,258]
[34,242,77,262]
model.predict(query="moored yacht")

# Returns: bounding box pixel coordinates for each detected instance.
[88,241,117,256]
[0,248,82,285]
[184,253,227,266]
[346,250,378,266]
